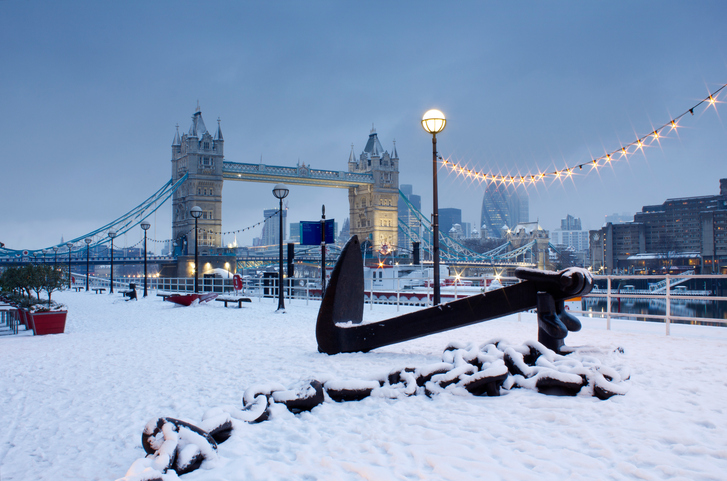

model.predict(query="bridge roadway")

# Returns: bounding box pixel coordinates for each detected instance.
[0,255,175,267]
[223,161,374,188]
[1,253,533,270]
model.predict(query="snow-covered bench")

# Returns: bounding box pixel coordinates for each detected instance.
[215,296,252,308]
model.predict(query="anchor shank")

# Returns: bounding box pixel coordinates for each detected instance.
[331,279,581,353]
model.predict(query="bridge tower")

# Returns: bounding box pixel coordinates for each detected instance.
[171,106,224,256]
[348,127,399,253]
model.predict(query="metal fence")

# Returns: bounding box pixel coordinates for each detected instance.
[576,274,727,335]
[69,272,727,333]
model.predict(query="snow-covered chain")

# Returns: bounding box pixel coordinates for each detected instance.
[117,340,629,480]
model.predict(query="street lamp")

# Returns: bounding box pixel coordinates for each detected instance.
[108,229,117,293]
[421,108,446,305]
[140,221,151,297]
[66,242,74,288]
[52,246,59,267]
[272,184,289,311]
[190,206,203,293]
[84,237,92,291]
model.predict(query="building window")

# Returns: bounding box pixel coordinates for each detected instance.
[203,142,210,150]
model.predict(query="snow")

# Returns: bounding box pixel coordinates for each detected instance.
[1,291,727,480]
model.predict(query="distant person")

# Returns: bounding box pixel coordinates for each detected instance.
[125,284,137,301]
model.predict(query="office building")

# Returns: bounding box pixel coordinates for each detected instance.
[439,208,462,237]
[398,184,421,253]
[261,208,287,246]
[551,215,589,252]
[480,182,529,238]
[590,179,727,273]
[561,214,582,231]
[290,222,300,243]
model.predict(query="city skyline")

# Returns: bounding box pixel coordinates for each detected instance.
[2,2,727,251]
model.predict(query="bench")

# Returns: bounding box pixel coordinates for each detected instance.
[157,292,173,300]
[215,296,252,308]
[92,288,106,294]
[72,286,83,292]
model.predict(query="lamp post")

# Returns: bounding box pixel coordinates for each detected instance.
[108,229,117,293]
[66,242,74,288]
[52,246,59,267]
[272,184,289,311]
[85,237,92,291]
[140,221,151,297]
[421,109,446,305]
[190,206,203,293]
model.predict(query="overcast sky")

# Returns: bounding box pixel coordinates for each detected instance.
[2,1,727,253]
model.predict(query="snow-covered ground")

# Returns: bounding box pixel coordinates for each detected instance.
[1,291,727,481]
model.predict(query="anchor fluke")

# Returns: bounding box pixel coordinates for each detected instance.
[316,236,365,354]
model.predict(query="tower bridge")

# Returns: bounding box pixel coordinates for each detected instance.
[171,107,399,257]
[1,106,548,271]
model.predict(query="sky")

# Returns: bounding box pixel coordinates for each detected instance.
[2,1,727,253]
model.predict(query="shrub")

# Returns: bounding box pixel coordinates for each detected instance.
[0,264,69,308]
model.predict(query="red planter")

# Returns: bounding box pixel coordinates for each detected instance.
[30,311,67,335]
[19,309,31,330]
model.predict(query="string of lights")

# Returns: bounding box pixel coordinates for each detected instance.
[220,208,284,237]
[441,83,726,185]
[141,209,283,245]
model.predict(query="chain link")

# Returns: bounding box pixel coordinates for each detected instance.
[118,340,629,480]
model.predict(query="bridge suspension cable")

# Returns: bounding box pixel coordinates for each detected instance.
[398,189,544,266]
[0,174,188,258]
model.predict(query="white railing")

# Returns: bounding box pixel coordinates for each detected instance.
[576,274,727,335]
[66,272,727,333]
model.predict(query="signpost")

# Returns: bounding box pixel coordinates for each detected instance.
[321,206,326,295]
[300,207,334,295]
[300,220,335,245]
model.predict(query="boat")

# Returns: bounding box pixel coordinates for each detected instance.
[165,292,219,306]
[311,264,504,306]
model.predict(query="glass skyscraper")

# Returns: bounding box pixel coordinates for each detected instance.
[480,183,529,238]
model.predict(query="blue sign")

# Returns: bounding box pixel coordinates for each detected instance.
[300,220,335,245]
